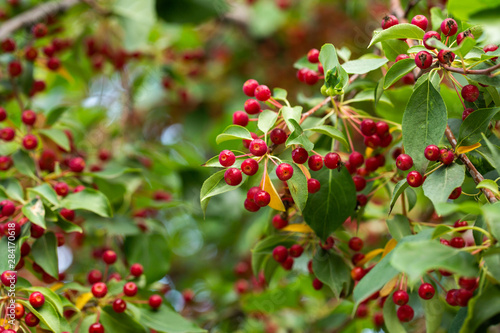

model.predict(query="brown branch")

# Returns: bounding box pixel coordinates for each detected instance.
[0,0,81,40]
[444,126,498,203]
[442,63,500,76]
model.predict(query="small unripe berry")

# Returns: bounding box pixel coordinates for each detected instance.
[381,15,398,30]
[276,163,294,181]
[224,168,242,186]
[307,48,320,63]
[307,178,321,193]
[292,147,308,164]
[219,150,235,167]
[233,111,249,127]
[440,18,458,36]
[411,15,428,30]
[308,155,323,171]
[270,128,287,145]
[396,154,413,171]
[461,84,479,103]
[272,245,288,263]
[242,79,259,97]
[424,145,440,161]
[407,171,423,187]
[415,50,433,69]
[254,85,271,101]
[249,139,268,156]
[397,305,414,322]
[418,283,435,300]
[241,158,259,176]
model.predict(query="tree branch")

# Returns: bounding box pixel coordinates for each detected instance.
[0,0,81,40]
[444,126,498,203]
[442,63,500,76]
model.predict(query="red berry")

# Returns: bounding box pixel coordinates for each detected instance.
[357,194,368,207]
[459,277,478,291]
[307,178,321,193]
[43,45,55,57]
[22,134,38,150]
[353,176,366,191]
[395,54,410,62]
[446,289,459,306]
[32,23,48,38]
[484,44,499,62]
[14,302,25,319]
[224,168,242,186]
[348,237,363,251]
[364,135,381,148]
[324,152,341,169]
[360,119,376,136]
[407,171,423,187]
[89,323,104,333]
[102,250,117,265]
[0,156,13,171]
[272,214,288,229]
[423,31,441,50]
[381,15,398,29]
[312,278,323,290]
[254,190,271,207]
[60,208,75,221]
[244,99,261,115]
[246,187,260,201]
[380,132,393,147]
[219,150,235,167]
[364,157,378,172]
[25,46,38,61]
[54,182,69,196]
[1,38,16,52]
[441,18,458,36]
[249,139,268,156]
[349,151,364,168]
[289,244,303,258]
[450,237,465,248]
[69,157,86,172]
[462,107,475,120]
[397,305,414,322]
[29,291,45,308]
[304,70,319,85]
[123,282,138,296]
[297,68,308,82]
[373,312,384,327]
[320,236,335,250]
[411,15,428,30]
[402,73,415,85]
[292,147,308,164]
[352,253,365,265]
[272,245,288,263]
[254,85,271,101]
[130,263,144,277]
[392,290,409,305]
[457,30,474,45]
[461,84,479,103]
[396,154,413,171]
[270,128,287,145]
[113,298,127,313]
[235,279,249,294]
[351,267,365,281]
[449,187,462,200]
[244,198,260,212]
[91,282,108,298]
[20,242,31,257]
[88,270,102,284]
[241,158,259,176]
[243,79,259,97]
[415,50,433,69]
[455,288,473,307]
[437,49,456,65]
[376,121,389,136]
[440,149,455,165]
[424,145,440,161]
[30,223,45,239]
[281,256,294,270]
[1,270,17,286]
[8,60,22,77]
[307,48,320,63]
[0,127,15,141]
[233,111,249,127]
[25,312,40,327]
[418,283,435,300]
[276,163,294,181]
[308,155,323,171]
[356,303,369,318]
[243,132,258,149]
[47,57,61,71]
[1,200,15,216]
[0,107,6,121]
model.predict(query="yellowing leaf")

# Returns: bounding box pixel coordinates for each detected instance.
[260,171,286,211]
[50,282,65,291]
[76,292,93,310]
[365,147,374,157]
[457,142,481,154]
[282,223,314,233]
[357,248,384,266]
[56,67,75,83]
[380,275,399,297]
[382,239,398,258]
[298,164,311,179]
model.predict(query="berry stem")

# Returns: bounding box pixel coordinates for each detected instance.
[446,73,466,108]
[426,273,447,292]
[267,97,284,109]
[341,116,355,152]
[401,192,407,217]
[299,97,331,124]
[424,163,444,177]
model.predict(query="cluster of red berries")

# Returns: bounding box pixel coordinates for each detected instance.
[296,48,323,85]
[84,37,145,71]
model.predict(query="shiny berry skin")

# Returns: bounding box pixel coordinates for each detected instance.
[241,158,259,176]
[307,178,321,193]
[102,250,117,265]
[54,182,69,196]
[243,79,259,97]
[246,187,261,201]
[14,302,25,319]
[397,305,414,322]
[272,245,288,263]
[292,147,308,164]
[307,48,320,63]
[8,60,22,77]
[407,171,423,187]
[455,289,473,307]
[392,290,409,305]
[304,70,319,85]
[30,224,45,239]
[281,256,294,270]
[21,110,37,126]
[22,134,38,150]
[29,291,45,308]
[352,253,365,265]
[254,190,271,207]
[254,85,271,101]
[459,277,478,291]
[25,312,40,327]
[450,237,465,248]
[364,157,378,172]
[113,298,127,313]
[423,31,441,50]
[308,155,323,171]
[91,282,108,298]
[0,127,15,141]
[87,269,102,284]
[272,214,288,229]
[351,267,365,281]
[219,150,235,167]
[348,237,363,251]
[270,128,287,145]
[461,84,479,103]
[462,107,475,120]
[411,15,428,30]
[381,15,398,29]
[127,264,143,278]
[440,149,454,165]
[1,200,15,216]
[484,44,499,61]
[123,282,138,297]
[312,278,323,290]
[244,99,261,115]
[437,49,456,65]
[415,50,433,69]
[89,323,105,333]
[418,283,435,300]
[297,68,308,82]
[380,135,393,149]
[364,135,381,148]
[376,121,389,136]
[60,208,75,221]
[324,152,341,169]
[233,111,249,127]
[69,157,86,172]
[1,270,17,286]
[424,145,440,161]
[457,30,474,45]
[352,176,366,192]
[396,154,413,171]
[249,139,268,156]
[276,163,294,181]
[446,289,459,306]
[395,54,409,62]
[289,244,304,258]
[244,199,260,212]
[349,151,364,168]
[224,168,242,186]
[360,119,376,136]
[449,187,462,200]
[441,18,458,36]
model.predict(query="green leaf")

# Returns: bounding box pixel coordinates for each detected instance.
[346,89,393,106]
[381,39,409,62]
[483,202,500,240]
[374,78,385,107]
[457,107,500,147]
[423,164,465,210]
[241,280,301,312]
[124,233,170,284]
[88,164,142,179]
[484,249,500,284]
[113,0,156,50]
[0,178,24,202]
[32,232,59,279]
[29,183,60,207]
[312,249,351,298]
[18,300,64,333]
[257,110,278,134]
[460,285,500,333]
[286,119,314,151]
[99,306,146,333]
[337,46,351,62]
[389,179,408,214]
[303,167,356,241]
[383,299,407,333]
[156,0,227,25]
[282,106,303,131]
[251,235,297,281]
[426,37,476,57]
[59,188,112,217]
[216,125,253,144]
[138,304,207,333]
[305,125,349,150]
[368,24,425,48]
[285,162,308,213]
[450,307,468,333]
[13,150,36,178]
[477,179,500,197]
[273,88,288,102]
[319,43,340,73]
[341,58,388,74]
[55,216,83,233]
[22,198,46,228]
[421,294,445,333]
[0,141,19,155]
[481,134,500,172]
[383,58,417,89]
[200,169,246,215]
[402,78,448,173]
[0,224,30,273]
[38,128,71,152]
[45,106,69,125]
[430,7,446,31]
[293,56,317,71]
[23,286,64,316]
[390,240,478,283]
[386,215,412,241]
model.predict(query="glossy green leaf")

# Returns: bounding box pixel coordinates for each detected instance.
[389,179,408,214]
[59,188,113,217]
[383,298,407,333]
[457,107,500,147]
[18,300,64,333]
[88,164,142,179]
[477,179,500,197]
[22,198,46,228]
[286,119,314,151]
[368,24,425,47]
[319,43,340,72]
[426,37,476,57]
[422,296,445,333]
[251,235,297,279]
[312,249,351,298]
[29,183,60,207]
[482,202,500,240]
[257,110,278,134]
[23,286,65,316]
[481,134,500,172]
[484,249,500,284]
[156,0,227,25]
[200,169,246,215]
[139,304,207,332]
[383,58,416,89]
[285,162,308,213]
[402,78,447,173]
[341,58,388,74]
[282,106,303,131]
[39,128,71,152]
[423,164,465,210]
[381,39,409,61]
[216,125,253,144]
[32,232,59,279]
[386,215,412,241]
[45,106,69,125]
[347,88,392,106]
[13,149,36,178]
[0,178,24,202]
[460,285,500,333]
[305,125,349,150]
[99,306,147,332]
[0,224,30,273]
[113,0,156,50]
[273,87,288,102]
[303,167,356,241]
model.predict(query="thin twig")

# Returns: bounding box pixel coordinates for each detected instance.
[442,63,500,76]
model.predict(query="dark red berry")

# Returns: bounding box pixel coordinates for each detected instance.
[353,176,366,191]
[254,190,271,207]
[324,152,341,169]
[392,290,409,305]
[396,154,413,171]
[418,283,435,300]
[308,155,323,171]
[450,236,465,248]
[123,282,138,296]
[307,178,321,193]
[113,298,127,313]
[459,277,478,291]
[60,208,75,221]
[69,157,85,172]
[312,278,323,290]
[348,237,363,251]
[1,127,15,141]
[47,57,61,71]
[25,46,38,61]
[376,121,389,136]
[289,244,304,258]
[462,108,475,120]
[272,215,288,229]
[424,145,440,161]
[270,128,287,145]
[276,163,294,181]
[89,323,104,333]
[1,200,15,216]
[381,15,398,30]
[407,171,423,187]
[244,198,260,212]
[349,151,364,168]
[292,147,308,164]
[91,282,108,298]
[29,291,45,308]
[243,79,259,97]
[415,50,433,69]
[241,158,259,176]
[440,149,454,165]
[461,84,479,103]
[224,168,242,186]
[411,15,428,30]
[304,70,319,85]
[281,256,294,270]
[297,68,308,82]
[423,31,441,50]
[484,44,499,61]
[254,85,271,101]
[364,135,380,148]
[0,107,6,121]
[25,312,40,327]
[32,23,48,38]
[244,99,261,115]
[437,50,456,65]
[397,305,414,322]
[8,60,22,77]
[457,30,474,45]
[233,111,249,127]
[54,182,69,196]
[352,253,365,265]
[356,303,368,318]
[446,289,459,306]
[87,270,102,284]
[373,312,384,327]
[130,263,143,277]
[441,18,458,36]
[357,194,368,207]
[455,289,473,307]
[307,48,320,63]
[1,38,16,52]
[249,139,267,156]
[449,187,462,200]
[219,150,235,167]
[272,246,288,263]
